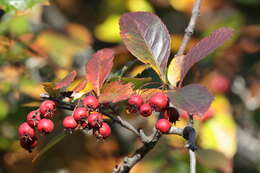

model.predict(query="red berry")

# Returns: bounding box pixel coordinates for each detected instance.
[18,122,35,138]
[37,119,54,134]
[163,107,179,123]
[83,96,99,110]
[156,119,171,133]
[73,107,88,122]
[87,112,102,128]
[139,104,152,117]
[149,93,168,111]
[40,100,56,118]
[26,110,41,127]
[20,137,38,152]
[63,116,78,129]
[128,95,143,108]
[98,122,111,138]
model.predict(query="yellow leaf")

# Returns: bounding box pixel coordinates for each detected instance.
[94,15,120,43]
[126,0,154,12]
[167,55,184,87]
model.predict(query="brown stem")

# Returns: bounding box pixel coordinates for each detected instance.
[176,0,202,56]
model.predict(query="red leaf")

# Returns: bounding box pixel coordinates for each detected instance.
[85,48,114,95]
[99,81,134,103]
[180,27,234,84]
[54,71,77,89]
[167,84,214,116]
[120,12,171,81]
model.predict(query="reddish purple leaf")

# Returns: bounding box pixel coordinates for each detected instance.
[99,81,134,103]
[54,71,77,89]
[85,48,114,95]
[120,12,171,81]
[167,84,214,116]
[180,27,234,84]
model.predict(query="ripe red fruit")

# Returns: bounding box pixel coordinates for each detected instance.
[98,122,111,138]
[20,137,38,152]
[26,110,41,127]
[163,107,179,123]
[37,119,54,134]
[128,95,143,108]
[18,122,35,138]
[63,116,78,129]
[87,112,102,128]
[73,107,88,122]
[139,104,152,117]
[40,100,56,118]
[83,96,99,110]
[156,119,171,133]
[149,93,168,111]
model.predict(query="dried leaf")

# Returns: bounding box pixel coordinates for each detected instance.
[120,12,171,82]
[167,84,214,116]
[99,81,134,103]
[86,48,114,95]
[54,71,77,89]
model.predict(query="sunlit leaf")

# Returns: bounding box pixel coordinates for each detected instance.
[167,84,214,116]
[0,97,9,120]
[180,28,234,84]
[85,48,114,95]
[54,70,77,89]
[138,88,164,102]
[32,133,67,162]
[120,12,171,82]
[95,15,120,43]
[99,81,134,103]
[167,55,184,87]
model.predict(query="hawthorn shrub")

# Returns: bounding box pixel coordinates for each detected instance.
[18,11,233,172]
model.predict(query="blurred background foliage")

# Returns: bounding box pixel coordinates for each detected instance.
[0,0,260,173]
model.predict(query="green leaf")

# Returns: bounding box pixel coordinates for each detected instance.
[32,133,66,162]
[120,12,171,82]
[167,84,214,116]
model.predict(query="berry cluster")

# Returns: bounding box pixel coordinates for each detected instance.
[18,100,56,152]
[127,92,179,133]
[18,95,111,152]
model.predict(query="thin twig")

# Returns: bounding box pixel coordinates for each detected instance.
[176,0,202,56]
[189,150,196,173]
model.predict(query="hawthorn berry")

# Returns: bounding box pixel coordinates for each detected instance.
[98,122,111,138]
[40,100,56,118]
[73,107,88,122]
[20,137,38,152]
[149,93,168,111]
[37,119,54,134]
[139,104,152,117]
[83,95,99,110]
[163,107,179,123]
[87,112,103,128]
[128,95,143,108]
[156,119,171,133]
[63,116,78,130]
[26,110,41,127]
[18,122,35,138]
